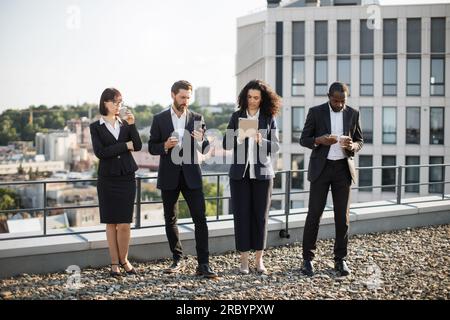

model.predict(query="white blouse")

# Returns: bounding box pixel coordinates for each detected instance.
[100,116,122,140]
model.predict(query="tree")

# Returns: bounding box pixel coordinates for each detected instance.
[0,188,20,210]
[17,163,25,175]
[150,104,164,115]
[21,123,36,141]
[28,167,36,180]
[0,119,18,145]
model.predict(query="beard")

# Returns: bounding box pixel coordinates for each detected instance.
[173,100,187,112]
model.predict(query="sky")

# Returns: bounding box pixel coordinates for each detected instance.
[0,0,449,111]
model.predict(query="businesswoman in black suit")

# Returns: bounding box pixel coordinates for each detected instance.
[90,88,142,276]
[223,80,281,274]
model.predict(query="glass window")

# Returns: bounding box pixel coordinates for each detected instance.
[383,58,397,96]
[291,200,305,209]
[271,200,282,211]
[430,57,445,96]
[360,58,373,96]
[292,107,305,143]
[276,21,283,97]
[315,59,328,96]
[382,156,396,192]
[276,21,283,55]
[431,18,445,53]
[337,20,351,55]
[358,155,373,192]
[383,19,397,53]
[429,156,444,194]
[407,58,421,96]
[383,107,396,144]
[360,107,373,144]
[407,18,421,53]
[337,58,351,91]
[292,21,305,55]
[276,57,283,97]
[291,154,304,190]
[405,156,420,193]
[292,59,305,96]
[406,107,420,144]
[315,21,328,55]
[360,19,374,54]
[430,107,444,145]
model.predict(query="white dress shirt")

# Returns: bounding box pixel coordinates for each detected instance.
[327,103,346,160]
[170,106,187,147]
[238,109,260,179]
[100,116,122,140]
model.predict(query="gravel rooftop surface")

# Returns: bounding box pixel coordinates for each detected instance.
[0,224,449,300]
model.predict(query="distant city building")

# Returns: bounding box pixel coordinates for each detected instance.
[195,87,211,106]
[0,160,65,175]
[6,213,69,234]
[67,117,91,146]
[35,129,91,170]
[35,130,77,163]
[133,144,160,171]
[66,205,100,228]
[237,0,450,208]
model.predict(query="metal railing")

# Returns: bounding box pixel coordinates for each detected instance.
[0,163,448,241]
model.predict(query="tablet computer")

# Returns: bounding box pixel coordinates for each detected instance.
[238,118,258,131]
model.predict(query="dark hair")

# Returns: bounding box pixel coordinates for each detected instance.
[328,82,349,96]
[171,80,193,95]
[99,88,121,116]
[237,79,281,117]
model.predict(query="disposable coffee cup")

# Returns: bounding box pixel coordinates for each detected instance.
[119,107,128,119]
[339,135,351,147]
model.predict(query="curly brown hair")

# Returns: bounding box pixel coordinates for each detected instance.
[237,79,281,117]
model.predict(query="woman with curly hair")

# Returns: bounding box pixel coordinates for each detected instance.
[223,79,281,274]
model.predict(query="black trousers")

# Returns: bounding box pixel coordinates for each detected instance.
[230,170,273,252]
[302,159,352,262]
[161,171,209,264]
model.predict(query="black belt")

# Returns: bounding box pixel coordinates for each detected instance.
[326,158,347,163]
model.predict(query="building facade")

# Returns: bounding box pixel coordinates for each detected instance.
[194,87,211,106]
[236,0,450,208]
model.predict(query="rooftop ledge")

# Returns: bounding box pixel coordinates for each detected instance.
[0,195,449,278]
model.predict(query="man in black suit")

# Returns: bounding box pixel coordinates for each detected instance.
[148,80,217,278]
[300,82,363,277]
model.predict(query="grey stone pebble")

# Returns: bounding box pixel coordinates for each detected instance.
[1,224,449,300]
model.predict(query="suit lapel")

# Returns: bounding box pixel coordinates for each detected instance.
[257,112,265,131]
[185,109,193,132]
[343,106,351,136]
[117,121,126,141]
[99,120,119,142]
[164,108,175,134]
[323,103,331,134]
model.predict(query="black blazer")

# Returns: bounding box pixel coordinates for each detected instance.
[300,102,363,183]
[90,119,142,177]
[223,109,280,180]
[148,108,210,190]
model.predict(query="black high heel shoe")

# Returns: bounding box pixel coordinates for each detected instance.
[119,261,138,275]
[110,263,122,277]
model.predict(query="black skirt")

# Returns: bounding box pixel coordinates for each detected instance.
[97,174,136,224]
